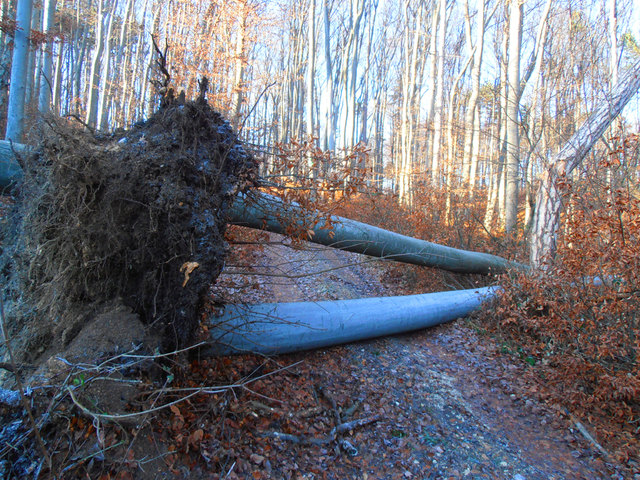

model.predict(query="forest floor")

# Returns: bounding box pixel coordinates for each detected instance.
[156,229,628,480]
[2,226,634,479]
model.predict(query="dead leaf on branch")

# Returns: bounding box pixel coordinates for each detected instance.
[180,262,200,287]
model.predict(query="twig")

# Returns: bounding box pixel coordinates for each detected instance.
[317,384,341,425]
[223,460,236,479]
[565,409,612,460]
[69,360,303,420]
[67,385,202,421]
[333,415,380,435]
[0,297,53,474]
[64,113,95,133]
[261,415,380,448]
[239,81,276,134]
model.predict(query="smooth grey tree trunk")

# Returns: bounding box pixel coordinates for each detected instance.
[530,58,640,267]
[504,0,522,234]
[85,0,107,128]
[37,0,56,113]
[430,0,446,184]
[5,0,33,142]
[96,1,116,130]
[230,191,522,274]
[320,0,335,152]
[207,286,499,355]
[462,0,485,186]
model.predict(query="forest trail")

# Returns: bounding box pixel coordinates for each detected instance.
[207,231,621,480]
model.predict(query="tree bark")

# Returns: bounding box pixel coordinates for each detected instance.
[207,287,499,355]
[529,58,640,267]
[230,191,522,274]
[430,0,446,184]
[4,0,33,142]
[37,0,56,113]
[462,0,485,187]
[85,0,107,128]
[504,0,522,234]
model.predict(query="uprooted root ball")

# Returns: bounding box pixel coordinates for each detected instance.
[5,99,256,360]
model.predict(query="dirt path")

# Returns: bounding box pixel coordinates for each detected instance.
[206,232,623,479]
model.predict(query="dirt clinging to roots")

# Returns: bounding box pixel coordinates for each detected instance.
[5,98,256,361]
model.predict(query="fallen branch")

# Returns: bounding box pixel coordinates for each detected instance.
[260,414,380,450]
[565,409,612,460]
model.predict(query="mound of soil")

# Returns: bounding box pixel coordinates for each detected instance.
[3,96,256,363]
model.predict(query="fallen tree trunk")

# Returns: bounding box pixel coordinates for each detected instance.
[1,144,523,274]
[229,192,524,274]
[205,286,498,355]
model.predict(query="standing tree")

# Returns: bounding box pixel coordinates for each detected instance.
[529,58,640,268]
[37,0,56,114]
[5,0,33,142]
[504,0,522,234]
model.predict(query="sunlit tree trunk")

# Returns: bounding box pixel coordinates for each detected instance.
[430,0,446,184]
[37,0,56,113]
[97,0,117,130]
[504,0,522,234]
[422,4,439,171]
[85,0,108,128]
[320,0,335,152]
[462,0,486,187]
[231,0,249,129]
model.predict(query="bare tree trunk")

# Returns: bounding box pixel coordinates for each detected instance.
[97,0,117,130]
[462,0,486,187]
[306,0,316,140]
[306,0,317,177]
[320,0,335,152]
[85,0,107,128]
[37,0,56,113]
[530,58,640,267]
[4,0,32,142]
[231,0,249,129]
[430,0,446,184]
[398,0,425,205]
[24,3,40,106]
[504,0,522,234]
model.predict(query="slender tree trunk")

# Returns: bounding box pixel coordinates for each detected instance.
[97,1,117,130]
[306,0,316,139]
[430,0,446,184]
[461,0,485,187]
[37,0,56,113]
[504,0,522,234]
[85,0,107,128]
[24,4,40,106]
[231,0,248,129]
[320,0,335,152]
[5,0,33,142]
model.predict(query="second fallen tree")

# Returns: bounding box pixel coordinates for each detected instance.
[229,191,522,275]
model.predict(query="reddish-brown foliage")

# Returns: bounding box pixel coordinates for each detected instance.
[482,138,640,465]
